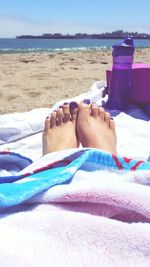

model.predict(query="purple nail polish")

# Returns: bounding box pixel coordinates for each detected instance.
[70,101,78,109]
[83,99,90,104]
[59,105,63,108]
[64,102,68,105]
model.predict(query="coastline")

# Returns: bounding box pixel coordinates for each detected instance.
[0,48,149,114]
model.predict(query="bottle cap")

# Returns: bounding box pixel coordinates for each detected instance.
[123,37,134,46]
[113,37,134,49]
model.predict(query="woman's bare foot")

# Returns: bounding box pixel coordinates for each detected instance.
[42,102,79,155]
[77,101,117,154]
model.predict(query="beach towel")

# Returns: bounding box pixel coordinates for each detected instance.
[0,148,150,267]
[0,81,150,266]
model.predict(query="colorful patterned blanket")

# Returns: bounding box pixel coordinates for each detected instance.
[0,148,150,267]
[0,148,150,210]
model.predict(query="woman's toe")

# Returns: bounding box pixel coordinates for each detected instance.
[104,111,111,126]
[90,103,99,117]
[44,116,50,132]
[98,107,105,121]
[70,102,78,121]
[56,108,64,125]
[109,118,116,131]
[50,110,57,128]
[62,103,71,122]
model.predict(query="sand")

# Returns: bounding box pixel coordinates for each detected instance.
[0,48,149,114]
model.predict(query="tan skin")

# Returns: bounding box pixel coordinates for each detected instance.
[42,102,117,156]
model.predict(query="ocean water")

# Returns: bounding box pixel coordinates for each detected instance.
[0,38,150,53]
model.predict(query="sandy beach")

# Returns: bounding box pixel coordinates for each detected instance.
[0,48,150,114]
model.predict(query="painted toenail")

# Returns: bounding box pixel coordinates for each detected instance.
[110,117,114,120]
[83,99,90,104]
[59,105,63,108]
[64,102,68,105]
[70,101,78,109]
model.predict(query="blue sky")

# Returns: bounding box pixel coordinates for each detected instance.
[0,0,149,37]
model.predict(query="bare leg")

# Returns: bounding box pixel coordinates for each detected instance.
[77,102,117,154]
[42,102,79,155]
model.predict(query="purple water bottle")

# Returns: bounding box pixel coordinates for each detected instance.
[105,37,134,110]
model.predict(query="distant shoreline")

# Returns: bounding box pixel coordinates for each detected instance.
[16,36,150,40]
[16,32,150,40]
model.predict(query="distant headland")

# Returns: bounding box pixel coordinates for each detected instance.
[16,30,150,39]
